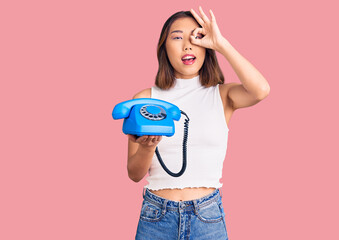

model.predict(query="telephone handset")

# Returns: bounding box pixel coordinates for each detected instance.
[112,98,190,177]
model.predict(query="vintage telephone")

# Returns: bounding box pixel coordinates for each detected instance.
[112,98,190,177]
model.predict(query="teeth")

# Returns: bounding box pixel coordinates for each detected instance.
[182,56,195,60]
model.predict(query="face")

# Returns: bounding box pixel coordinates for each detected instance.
[165,17,206,79]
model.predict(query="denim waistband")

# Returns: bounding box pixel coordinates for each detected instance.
[143,188,222,213]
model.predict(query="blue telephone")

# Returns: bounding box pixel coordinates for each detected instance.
[112,98,190,177]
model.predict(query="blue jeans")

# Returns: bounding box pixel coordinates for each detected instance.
[135,188,228,240]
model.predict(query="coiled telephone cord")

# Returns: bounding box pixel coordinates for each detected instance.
[155,110,189,177]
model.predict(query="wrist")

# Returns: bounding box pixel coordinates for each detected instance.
[215,37,231,53]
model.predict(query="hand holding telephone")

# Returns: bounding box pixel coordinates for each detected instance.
[112,98,190,177]
[113,98,181,137]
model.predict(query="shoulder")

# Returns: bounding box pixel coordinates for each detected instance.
[132,88,151,99]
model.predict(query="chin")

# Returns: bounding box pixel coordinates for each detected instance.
[186,69,201,75]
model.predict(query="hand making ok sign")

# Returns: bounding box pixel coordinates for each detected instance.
[189,6,228,52]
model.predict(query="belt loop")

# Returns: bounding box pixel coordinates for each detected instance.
[219,188,223,198]
[162,199,168,214]
[193,200,199,215]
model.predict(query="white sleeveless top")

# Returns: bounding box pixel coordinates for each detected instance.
[144,75,229,190]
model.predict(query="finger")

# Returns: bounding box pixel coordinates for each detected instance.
[127,134,137,142]
[144,136,151,142]
[209,9,216,22]
[147,136,156,144]
[190,29,204,46]
[190,36,202,46]
[148,135,158,143]
[198,6,210,23]
[152,136,159,142]
[192,28,204,37]
[137,135,148,143]
[157,136,163,142]
[190,8,204,26]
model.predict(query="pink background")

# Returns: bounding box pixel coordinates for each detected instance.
[1,0,338,239]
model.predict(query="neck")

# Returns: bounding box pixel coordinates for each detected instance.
[175,73,199,80]
[174,74,201,89]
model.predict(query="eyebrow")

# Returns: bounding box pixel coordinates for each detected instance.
[170,30,195,35]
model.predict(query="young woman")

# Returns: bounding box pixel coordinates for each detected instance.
[127,6,270,240]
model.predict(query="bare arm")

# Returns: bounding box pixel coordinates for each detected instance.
[127,88,163,182]
[217,39,270,110]
[189,7,270,110]
[127,136,160,182]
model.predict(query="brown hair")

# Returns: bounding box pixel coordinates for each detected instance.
[155,11,225,90]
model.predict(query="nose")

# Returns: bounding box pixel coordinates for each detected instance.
[184,38,193,51]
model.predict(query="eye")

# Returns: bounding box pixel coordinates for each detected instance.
[173,36,182,39]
